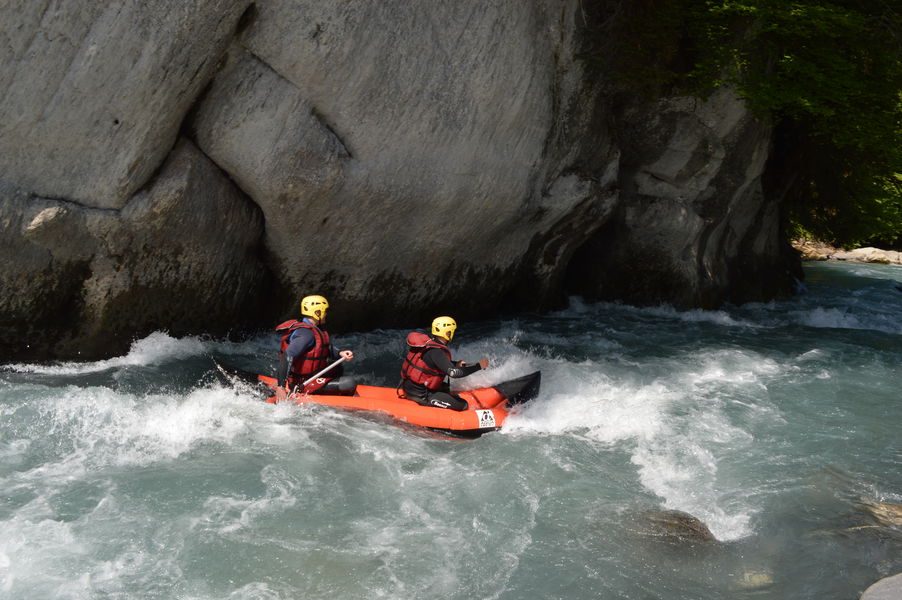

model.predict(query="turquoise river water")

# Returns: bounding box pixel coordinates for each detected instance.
[1,261,900,599]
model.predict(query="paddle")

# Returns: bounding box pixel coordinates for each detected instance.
[289,356,348,398]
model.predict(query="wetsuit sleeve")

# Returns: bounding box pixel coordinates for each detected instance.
[276,329,316,386]
[424,348,482,378]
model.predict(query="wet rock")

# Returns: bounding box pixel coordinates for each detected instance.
[861,572,902,600]
[0,140,266,360]
[858,501,902,528]
[638,509,717,543]
[0,186,95,355]
[735,570,774,590]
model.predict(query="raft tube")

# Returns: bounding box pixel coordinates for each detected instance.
[257,371,541,437]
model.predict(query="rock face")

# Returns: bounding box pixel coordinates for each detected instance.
[0,0,251,209]
[190,1,619,327]
[0,0,796,360]
[1,141,265,360]
[567,88,796,308]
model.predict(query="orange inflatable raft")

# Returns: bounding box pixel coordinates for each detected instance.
[257,371,541,436]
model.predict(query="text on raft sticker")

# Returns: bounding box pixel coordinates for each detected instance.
[476,409,496,429]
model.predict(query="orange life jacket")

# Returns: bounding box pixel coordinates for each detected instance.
[276,319,332,382]
[400,331,451,392]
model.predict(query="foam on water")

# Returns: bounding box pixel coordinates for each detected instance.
[193,465,299,535]
[33,384,251,469]
[1,261,899,599]
[4,332,209,375]
[0,513,82,595]
[502,348,773,540]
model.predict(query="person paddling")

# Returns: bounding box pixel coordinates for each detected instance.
[399,316,488,411]
[273,295,355,400]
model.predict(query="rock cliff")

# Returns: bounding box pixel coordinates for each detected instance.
[0,0,796,360]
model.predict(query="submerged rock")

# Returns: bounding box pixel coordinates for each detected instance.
[637,509,717,543]
[858,501,902,528]
[735,570,774,590]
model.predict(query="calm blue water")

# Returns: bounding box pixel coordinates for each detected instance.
[1,261,900,599]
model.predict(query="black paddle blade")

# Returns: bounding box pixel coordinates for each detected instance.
[493,371,541,405]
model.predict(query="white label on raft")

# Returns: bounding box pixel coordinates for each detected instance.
[476,410,496,429]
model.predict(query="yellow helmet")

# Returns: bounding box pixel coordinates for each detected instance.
[300,295,329,321]
[431,316,457,341]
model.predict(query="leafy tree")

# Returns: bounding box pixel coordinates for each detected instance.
[596,0,902,248]
[698,0,902,248]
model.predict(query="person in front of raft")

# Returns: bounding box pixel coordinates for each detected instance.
[399,316,489,411]
[273,294,355,400]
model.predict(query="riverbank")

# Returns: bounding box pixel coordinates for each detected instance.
[792,239,902,265]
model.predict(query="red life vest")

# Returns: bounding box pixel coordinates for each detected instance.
[400,332,451,392]
[276,319,332,382]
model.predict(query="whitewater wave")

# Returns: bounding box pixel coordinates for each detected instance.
[3,332,209,375]
[4,384,254,478]
[503,347,780,541]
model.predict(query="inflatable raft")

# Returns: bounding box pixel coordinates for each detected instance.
[257,371,540,436]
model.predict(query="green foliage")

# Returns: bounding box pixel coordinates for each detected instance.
[599,0,902,248]
[696,1,902,248]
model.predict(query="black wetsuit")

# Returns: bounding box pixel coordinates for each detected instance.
[401,346,482,411]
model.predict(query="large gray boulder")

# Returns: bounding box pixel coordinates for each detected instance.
[191,0,619,326]
[0,184,95,354]
[0,0,251,208]
[0,140,265,360]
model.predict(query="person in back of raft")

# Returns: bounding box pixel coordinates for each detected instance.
[399,316,489,411]
[273,294,355,400]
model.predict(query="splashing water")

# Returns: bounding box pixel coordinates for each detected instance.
[1,262,900,599]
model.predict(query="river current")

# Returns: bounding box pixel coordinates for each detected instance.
[1,261,900,599]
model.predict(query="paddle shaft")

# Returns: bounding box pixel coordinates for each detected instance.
[302,355,347,387]
[288,356,348,396]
